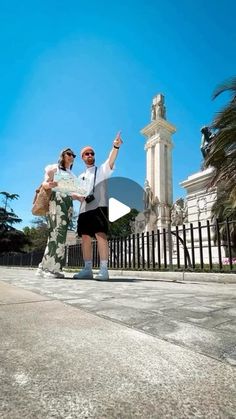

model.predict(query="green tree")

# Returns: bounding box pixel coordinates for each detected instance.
[108,209,139,238]
[23,209,78,252]
[0,192,21,230]
[23,217,48,252]
[0,192,29,253]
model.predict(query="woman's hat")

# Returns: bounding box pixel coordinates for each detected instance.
[60,148,76,157]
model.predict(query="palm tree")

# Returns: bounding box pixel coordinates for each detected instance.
[211,189,236,251]
[205,77,236,204]
[205,77,236,250]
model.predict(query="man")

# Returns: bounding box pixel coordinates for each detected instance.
[73,132,123,281]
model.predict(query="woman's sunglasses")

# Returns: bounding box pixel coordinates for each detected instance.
[65,152,76,158]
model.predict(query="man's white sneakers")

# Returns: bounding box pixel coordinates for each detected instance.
[73,268,94,279]
[95,268,109,281]
[73,267,109,280]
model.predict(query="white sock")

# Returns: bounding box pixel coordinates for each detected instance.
[100,260,108,270]
[84,260,92,270]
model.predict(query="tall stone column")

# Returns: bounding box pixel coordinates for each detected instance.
[141,94,176,230]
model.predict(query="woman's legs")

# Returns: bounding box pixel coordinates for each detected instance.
[39,193,73,274]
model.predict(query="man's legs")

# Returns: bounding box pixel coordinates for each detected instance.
[95,232,109,280]
[95,232,109,260]
[82,234,93,261]
[73,234,93,279]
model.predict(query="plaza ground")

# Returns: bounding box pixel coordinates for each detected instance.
[0,267,236,418]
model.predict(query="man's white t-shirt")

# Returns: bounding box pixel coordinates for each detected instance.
[78,159,114,214]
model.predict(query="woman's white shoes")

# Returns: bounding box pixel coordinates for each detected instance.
[35,269,64,278]
[35,267,109,280]
[35,268,44,277]
[44,271,65,278]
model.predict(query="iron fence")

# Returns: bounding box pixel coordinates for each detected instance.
[0,219,236,272]
[0,250,44,267]
[66,219,236,272]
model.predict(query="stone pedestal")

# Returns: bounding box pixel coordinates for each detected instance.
[180,168,225,262]
[180,167,216,224]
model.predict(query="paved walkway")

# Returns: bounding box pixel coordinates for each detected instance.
[0,267,236,418]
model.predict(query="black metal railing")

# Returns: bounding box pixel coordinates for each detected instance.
[0,250,44,267]
[0,219,236,272]
[66,219,236,272]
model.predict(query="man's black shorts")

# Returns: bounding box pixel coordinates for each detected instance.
[77,207,109,237]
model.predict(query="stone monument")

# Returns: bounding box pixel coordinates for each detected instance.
[151,94,166,120]
[180,125,217,226]
[180,167,216,225]
[140,93,176,231]
[171,197,188,226]
[179,127,224,262]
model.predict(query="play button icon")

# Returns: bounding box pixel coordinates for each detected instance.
[109,198,131,222]
[94,176,149,232]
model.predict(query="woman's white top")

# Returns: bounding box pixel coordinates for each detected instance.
[43,164,76,196]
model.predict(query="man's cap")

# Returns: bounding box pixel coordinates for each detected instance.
[80,146,95,157]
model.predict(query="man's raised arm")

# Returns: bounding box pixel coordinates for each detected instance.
[108,131,123,169]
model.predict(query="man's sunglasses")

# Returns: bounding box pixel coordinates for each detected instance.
[84,152,95,156]
[65,152,76,158]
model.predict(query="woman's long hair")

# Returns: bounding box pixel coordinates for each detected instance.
[58,148,75,171]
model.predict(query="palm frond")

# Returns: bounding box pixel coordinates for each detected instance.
[212,77,236,100]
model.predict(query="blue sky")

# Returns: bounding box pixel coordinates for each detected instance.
[1,0,236,228]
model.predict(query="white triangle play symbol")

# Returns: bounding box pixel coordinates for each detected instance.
[109,197,131,222]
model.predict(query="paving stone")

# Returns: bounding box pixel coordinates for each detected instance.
[1,267,236,368]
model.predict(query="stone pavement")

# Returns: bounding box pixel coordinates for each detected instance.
[0,267,236,418]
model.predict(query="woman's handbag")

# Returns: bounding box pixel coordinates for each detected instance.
[32,185,51,216]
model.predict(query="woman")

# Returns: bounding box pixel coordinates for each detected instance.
[36,148,77,278]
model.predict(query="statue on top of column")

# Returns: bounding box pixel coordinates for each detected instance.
[151,94,166,121]
[200,126,214,159]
